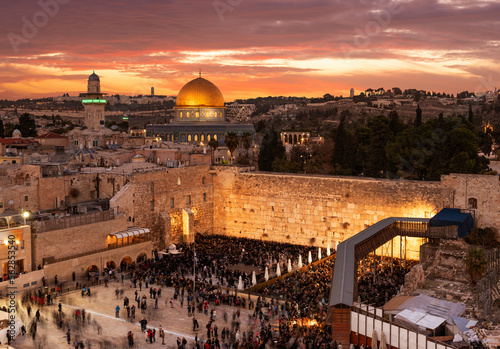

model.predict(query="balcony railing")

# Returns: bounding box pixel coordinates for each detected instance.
[34,210,115,233]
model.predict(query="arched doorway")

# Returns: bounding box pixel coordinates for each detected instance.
[106,261,117,269]
[86,265,99,278]
[120,256,132,271]
[136,253,147,263]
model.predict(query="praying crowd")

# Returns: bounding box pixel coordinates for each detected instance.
[4,234,418,348]
[357,257,418,307]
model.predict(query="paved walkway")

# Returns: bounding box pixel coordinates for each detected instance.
[2,278,279,349]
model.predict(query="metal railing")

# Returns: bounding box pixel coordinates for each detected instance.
[35,210,115,233]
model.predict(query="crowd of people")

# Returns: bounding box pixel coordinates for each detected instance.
[5,234,420,348]
[258,258,335,322]
[357,256,418,307]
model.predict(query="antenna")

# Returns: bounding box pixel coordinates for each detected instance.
[199,68,201,77]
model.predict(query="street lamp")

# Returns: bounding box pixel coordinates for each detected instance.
[3,212,30,228]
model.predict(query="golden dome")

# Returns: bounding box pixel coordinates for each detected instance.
[175,77,224,108]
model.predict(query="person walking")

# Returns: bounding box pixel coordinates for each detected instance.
[66,328,71,344]
[127,331,134,348]
[159,325,165,345]
[115,305,120,318]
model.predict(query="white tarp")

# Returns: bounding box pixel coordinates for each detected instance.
[395,309,446,330]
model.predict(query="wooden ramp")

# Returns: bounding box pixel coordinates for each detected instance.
[331,307,351,346]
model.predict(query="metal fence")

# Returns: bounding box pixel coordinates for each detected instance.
[34,211,115,233]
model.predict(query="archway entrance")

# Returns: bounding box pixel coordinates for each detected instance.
[106,261,117,269]
[120,256,132,271]
[136,253,147,263]
[86,265,99,278]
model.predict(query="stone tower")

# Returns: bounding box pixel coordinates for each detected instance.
[82,71,106,132]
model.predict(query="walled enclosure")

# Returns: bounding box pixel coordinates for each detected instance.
[33,214,129,268]
[213,168,456,247]
[111,165,214,247]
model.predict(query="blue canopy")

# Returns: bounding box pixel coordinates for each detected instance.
[430,208,474,238]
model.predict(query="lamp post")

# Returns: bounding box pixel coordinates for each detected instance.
[4,212,30,228]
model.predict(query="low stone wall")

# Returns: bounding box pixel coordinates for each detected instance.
[0,269,45,295]
[43,242,151,283]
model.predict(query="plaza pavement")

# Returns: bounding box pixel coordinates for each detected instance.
[2,277,279,349]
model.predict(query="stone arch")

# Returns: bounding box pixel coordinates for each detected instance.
[106,260,117,269]
[120,256,132,271]
[86,265,99,275]
[136,252,147,263]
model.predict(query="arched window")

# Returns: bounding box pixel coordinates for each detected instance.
[194,134,198,141]
[186,112,190,118]
[213,134,217,141]
[201,134,205,142]
[179,112,183,118]
[188,134,192,142]
[468,198,478,209]
[207,134,211,141]
[177,177,181,186]
[196,111,200,118]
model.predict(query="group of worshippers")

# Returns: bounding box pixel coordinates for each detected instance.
[357,256,418,307]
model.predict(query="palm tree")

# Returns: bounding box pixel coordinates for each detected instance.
[224,131,239,164]
[241,132,252,158]
[208,139,219,164]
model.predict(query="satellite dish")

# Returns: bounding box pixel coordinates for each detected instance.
[9,200,14,205]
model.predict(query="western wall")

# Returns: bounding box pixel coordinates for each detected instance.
[212,168,459,248]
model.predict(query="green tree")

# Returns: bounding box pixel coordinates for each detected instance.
[224,132,239,164]
[18,113,37,137]
[465,247,488,281]
[258,131,285,171]
[468,104,474,124]
[208,138,219,164]
[240,132,253,158]
[365,115,392,177]
[414,105,422,127]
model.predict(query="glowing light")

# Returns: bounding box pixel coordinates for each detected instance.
[82,99,107,104]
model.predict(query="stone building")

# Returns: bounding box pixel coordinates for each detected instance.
[146,74,255,145]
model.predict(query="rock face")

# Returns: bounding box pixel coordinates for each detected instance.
[401,264,425,295]
[423,240,470,283]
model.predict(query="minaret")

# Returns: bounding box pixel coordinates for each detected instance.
[82,71,106,132]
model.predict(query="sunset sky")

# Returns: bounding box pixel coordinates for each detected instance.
[1,0,499,101]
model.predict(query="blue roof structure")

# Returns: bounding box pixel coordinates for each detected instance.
[430,208,474,238]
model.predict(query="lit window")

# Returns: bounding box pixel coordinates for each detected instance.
[194,134,198,141]
[201,134,205,142]
[177,177,181,186]
[196,111,199,118]
[188,135,192,141]
[468,198,477,209]
[179,112,183,118]
[214,134,217,141]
